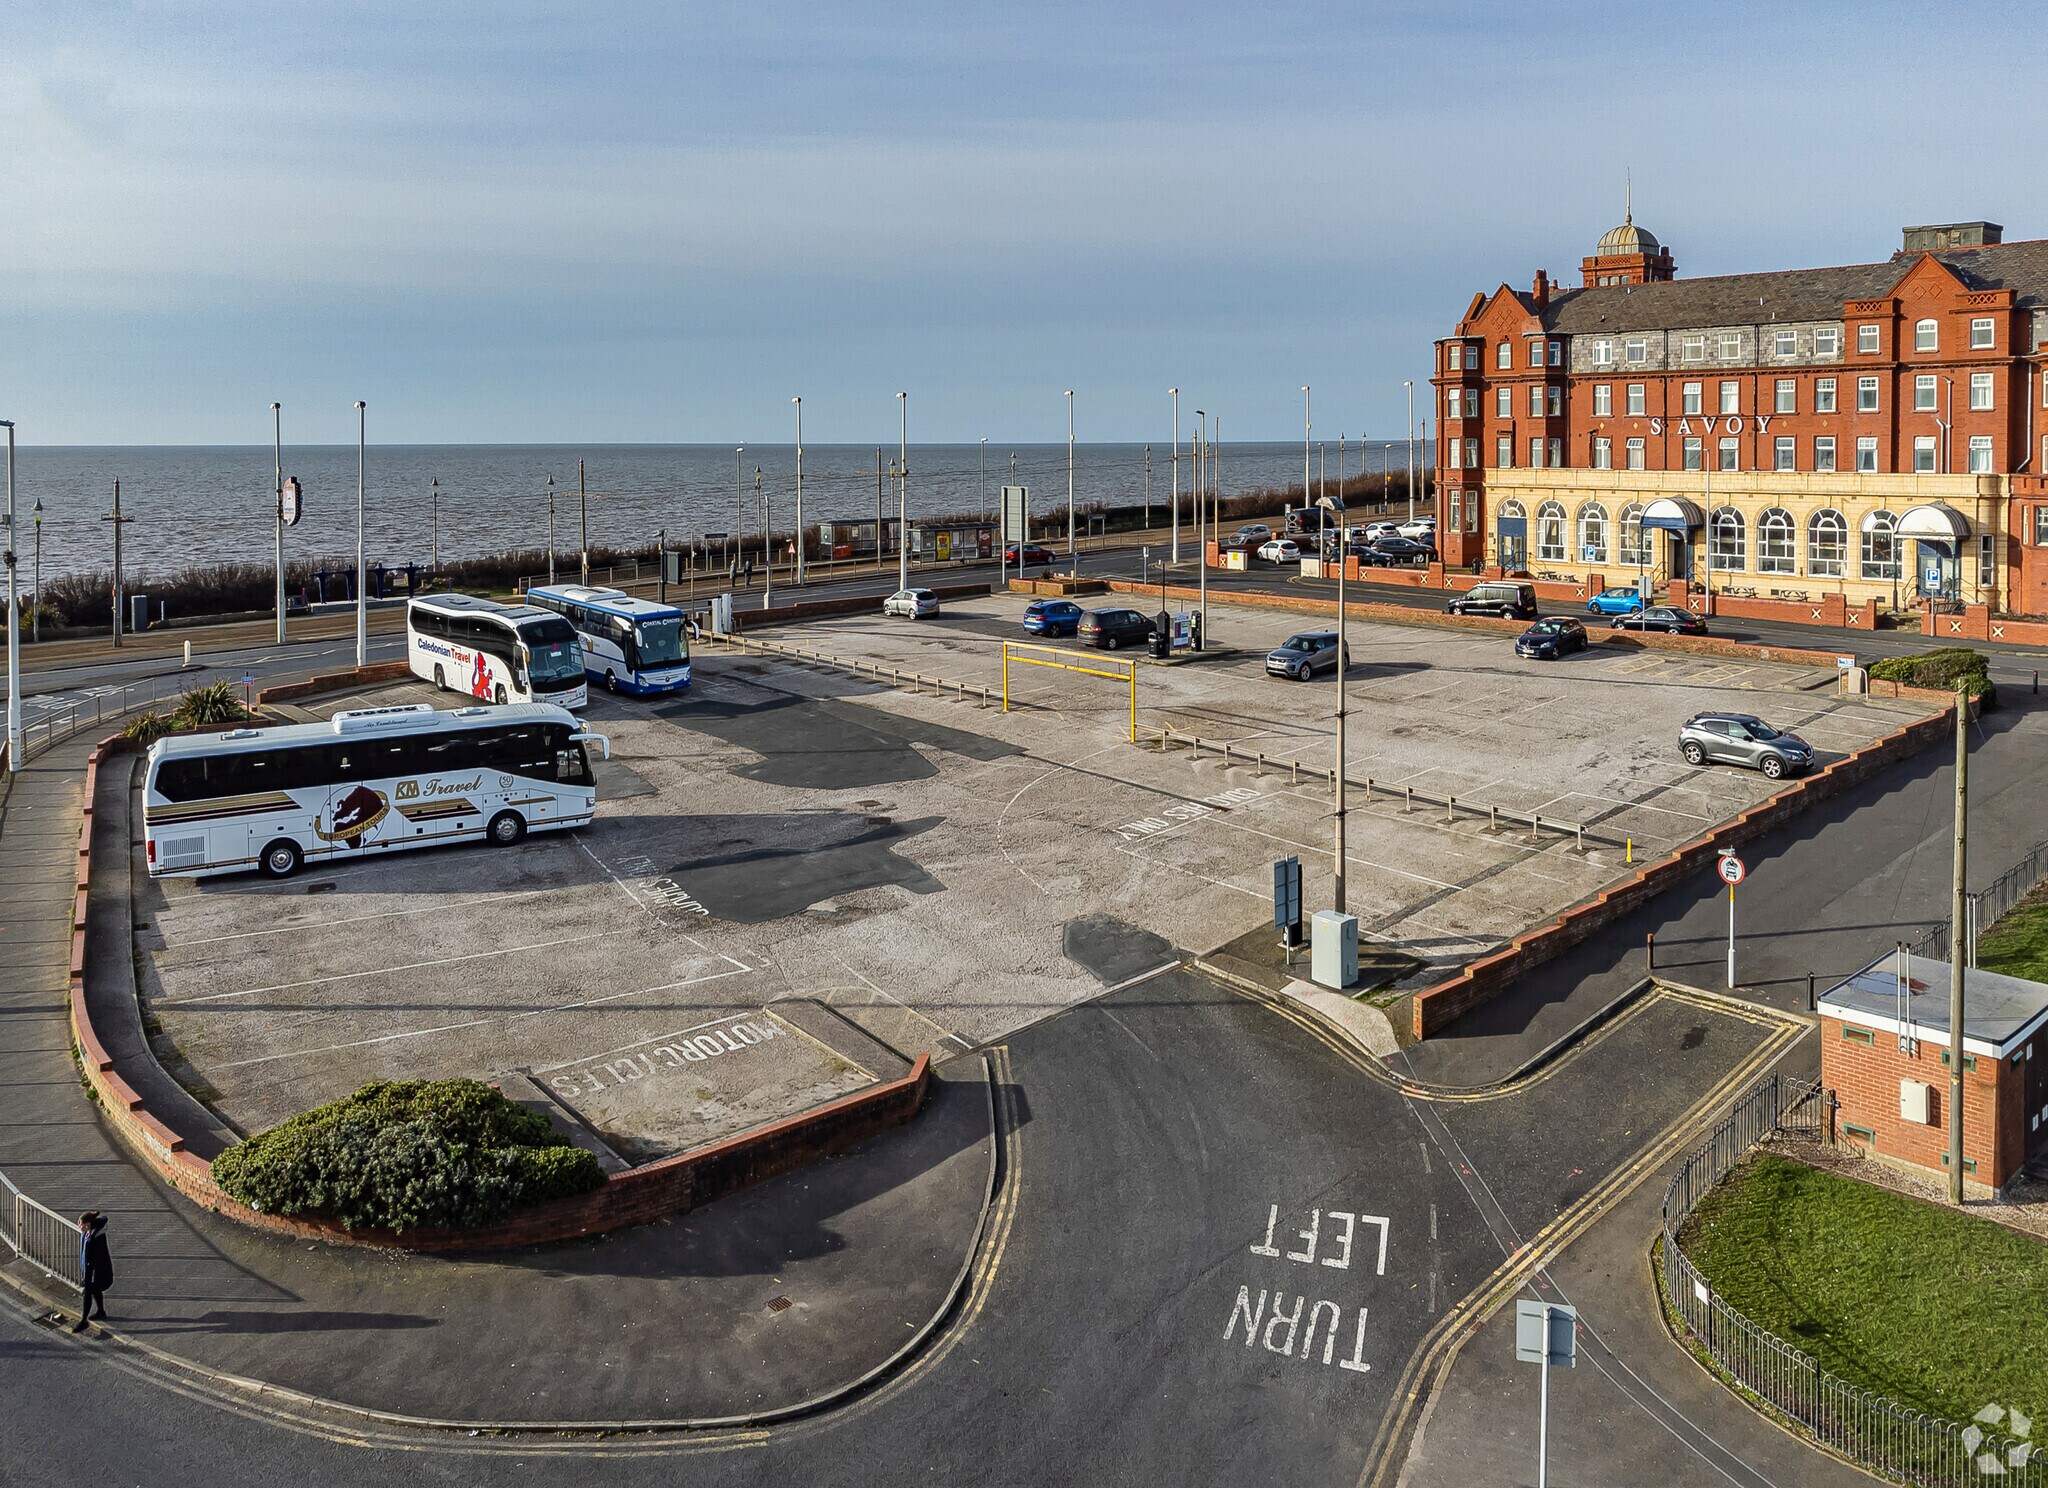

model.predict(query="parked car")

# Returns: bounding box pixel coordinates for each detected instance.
[1678,713,1814,779]
[1445,581,1539,619]
[1363,521,1400,542]
[1021,598,1084,637]
[1233,523,1273,543]
[1515,617,1588,659]
[1265,630,1349,681]
[882,587,940,619]
[1612,606,1709,636]
[1256,538,1303,563]
[1397,517,1437,541]
[1363,536,1436,566]
[1005,543,1056,566]
[1586,588,1649,616]
[1077,607,1156,650]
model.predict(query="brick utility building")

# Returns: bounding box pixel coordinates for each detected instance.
[1433,216,2048,618]
[1818,954,2048,1196]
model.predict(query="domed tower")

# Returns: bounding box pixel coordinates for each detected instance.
[1581,203,1675,287]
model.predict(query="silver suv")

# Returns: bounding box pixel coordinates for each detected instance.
[1678,713,1815,779]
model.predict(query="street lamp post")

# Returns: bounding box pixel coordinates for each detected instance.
[1065,390,1076,565]
[1319,490,1349,911]
[758,466,768,608]
[31,498,43,646]
[1302,385,1312,532]
[1195,411,1207,647]
[578,458,589,584]
[354,401,367,668]
[1144,444,1152,532]
[1405,381,1416,521]
[546,475,557,584]
[1170,388,1181,564]
[1,418,16,772]
[271,402,286,644]
[430,478,440,573]
[103,481,130,648]
[980,437,988,524]
[896,393,909,592]
[733,447,745,585]
[792,397,805,585]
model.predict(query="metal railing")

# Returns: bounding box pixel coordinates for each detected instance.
[1662,1074,2042,1485]
[712,634,995,707]
[1904,837,2048,968]
[3,672,224,775]
[0,1169,83,1292]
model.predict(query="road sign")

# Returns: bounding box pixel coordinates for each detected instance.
[1717,853,1746,886]
[1273,856,1302,940]
[1001,485,1029,545]
[1514,1300,1577,1366]
[280,476,303,527]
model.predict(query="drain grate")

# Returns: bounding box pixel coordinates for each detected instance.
[305,881,337,895]
[766,1295,793,1313]
[864,816,891,827]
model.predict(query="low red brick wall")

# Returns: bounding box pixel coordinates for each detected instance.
[1671,581,1880,632]
[74,735,931,1252]
[257,661,412,704]
[1408,703,1958,1038]
[1919,603,2048,647]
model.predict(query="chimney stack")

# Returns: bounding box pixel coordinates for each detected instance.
[1532,268,1550,309]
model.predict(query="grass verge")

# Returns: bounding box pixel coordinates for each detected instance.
[1680,1151,2048,1429]
[1978,884,2048,985]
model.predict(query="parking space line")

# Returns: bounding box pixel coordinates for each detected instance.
[155,930,615,1006]
[167,887,559,948]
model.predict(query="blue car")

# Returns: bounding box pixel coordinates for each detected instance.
[1586,588,1649,617]
[1022,598,1084,637]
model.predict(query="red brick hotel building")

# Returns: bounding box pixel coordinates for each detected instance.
[1433,217,2048,618]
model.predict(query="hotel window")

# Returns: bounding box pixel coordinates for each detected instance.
[1530,385,1545,417]
[1775,379,1796,414]
[1681,334,1706,362]
[1530,437,1546,467]
[1718,437,1740,472]
[1591,338,1613,366]
[1815,327,1841,357]
[1774,329,1796,358]
[1720,381,1739,414]
[1577,503,1609,562]
[1708,507,1746,570]
[1625,437,1646,470]
[1775,436,1797,471]
[1530,341,1544,367]
[1815,435,1837,472]
[1496,435,1514,468]
[1857,376,1880,412]
[1443,390,1457,419]
[1856,435,1879,472]
[1915,318,1938,352]
[1498,341,1512,369]
[1816,377,1838,413]
[1808,509,1848,577]
[1549,438,1563,468]
[1463,438,1479,469]
[1971,317,1995,350]
[1592,437,1613,470]
[1549,340,1562,367]
[1971,372,1994,410]
[1593,383,1612,416]
[1496,386,1512,418]
[1757,508,1796,574]
[1446,345,1461,371]
[1914,374,1937,412]
[1862,509,1900,579]
[1536,502,1567,562]
[1548,386,1562,417]
[1969,435,1994,474]
[1858,324,1880,354]
[1682,382,1702,415]
[1618,504,1649,566]
[1913,435,1937,473]
[1682,437,1704,471]
[1718,332,1741,360]
[1626,383,1646,416]
[1625,337,1648,364]
[2038,507,2048,546]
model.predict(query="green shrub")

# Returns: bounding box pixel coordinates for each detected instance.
[1868,647,1995,707]
[211,1079,606,1231]
[122,711,176,746]
[173,680,253,727]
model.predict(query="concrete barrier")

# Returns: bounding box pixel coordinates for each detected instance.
[73,734,932,1252]
[257,661,412,705]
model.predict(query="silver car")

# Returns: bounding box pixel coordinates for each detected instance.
[1265,630,1349,681]
[1678,713,1815,779]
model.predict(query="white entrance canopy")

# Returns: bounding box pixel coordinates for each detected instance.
[1639,497,1704,532]
[1895,503,1972,540]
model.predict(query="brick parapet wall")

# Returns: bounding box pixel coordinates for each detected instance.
[734,582,992,628]
[257,661,412,705]
[74,735,931,1251]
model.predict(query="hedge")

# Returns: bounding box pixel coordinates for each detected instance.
[1869,647,1996,707]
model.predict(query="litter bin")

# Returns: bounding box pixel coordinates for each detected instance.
[1152,611,1170,658]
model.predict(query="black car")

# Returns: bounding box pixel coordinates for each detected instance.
[1077,607,1156,650]
[1515,617,1588,659]
[1612,605,1709,636]
[1362,537,1437,566]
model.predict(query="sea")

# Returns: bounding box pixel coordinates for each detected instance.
[6,442,1431,582]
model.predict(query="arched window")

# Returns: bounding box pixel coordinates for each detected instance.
[1915,318,1939,353]
[1536,501,1567,563]
[1576,503,1609,564]
[1617,503,1649,567]
[1708,507,1746,571]
[1498,498,1525,522]
[1861,509,1900,580]
[1757,508,1796,574]
[1808,509,1848,578]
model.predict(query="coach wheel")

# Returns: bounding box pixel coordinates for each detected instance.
[433,664,447,691]
[494,684,508,706]
[259,839,303,879]
[487,810,527,847]
[604,671,618,693]
[1681,741,1706,766]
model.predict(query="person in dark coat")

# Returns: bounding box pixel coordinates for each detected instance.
[73,1212,111,1331]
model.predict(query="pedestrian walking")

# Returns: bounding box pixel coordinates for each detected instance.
[73,1212,111,1331]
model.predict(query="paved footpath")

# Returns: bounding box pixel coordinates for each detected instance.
[0,730,995,1427]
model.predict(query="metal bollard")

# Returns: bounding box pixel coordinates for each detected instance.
[1807,971,1816,1011]
[1489,804,1499,833]
[1528,812,1543,843]
[1647,932,1656,971]
[1290,758,1298,784]
[1403,784,1413,813]
[1575,823,1585,852]
[1446,795,1457,825]
[1364,777,1373,803]
[1256,752,1265,775]
[1223,743,1233,768]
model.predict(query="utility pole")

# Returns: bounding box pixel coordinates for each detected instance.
[1065,390,1076,566]
[353,401,367,667]
[1170,388,1181,564]
[2,418,16,772]
[1948,683,1970,1203]
[1195,412,1207,648]
[875,448,884,574]
[792,396,805,585]
[1302,385,1311,527]
[104,479,131,648]
[271,402,286,643]
[757,467,768,609]
[1405,380,1416,521]
[897,392,909,593]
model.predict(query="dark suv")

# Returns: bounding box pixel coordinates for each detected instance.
[1078,607,1156,650]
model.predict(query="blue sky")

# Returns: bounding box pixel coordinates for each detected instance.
[3,1,2044,444]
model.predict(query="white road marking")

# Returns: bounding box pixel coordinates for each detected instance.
[155,929,615,1006]
[166,886,559,947]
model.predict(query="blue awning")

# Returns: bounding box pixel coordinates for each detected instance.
[1640,497,1704,532]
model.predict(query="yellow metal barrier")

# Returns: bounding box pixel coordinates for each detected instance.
[1000,640,1138,741]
